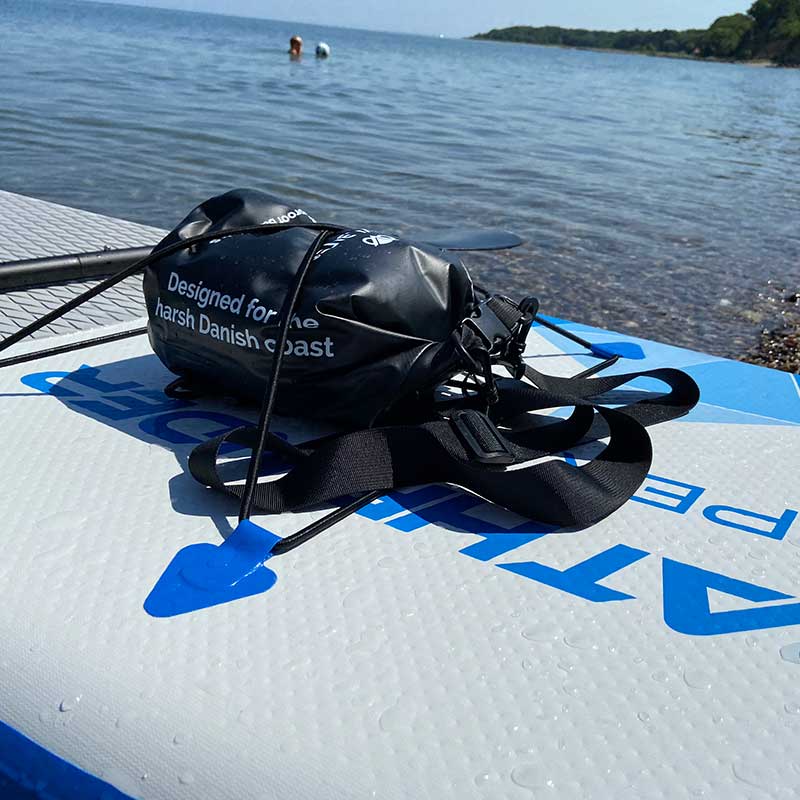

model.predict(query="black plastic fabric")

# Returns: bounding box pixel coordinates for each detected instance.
[143,189,474,426]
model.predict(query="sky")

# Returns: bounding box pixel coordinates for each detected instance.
[101,0,750,38]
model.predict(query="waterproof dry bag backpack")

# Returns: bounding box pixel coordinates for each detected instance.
[0,188,699,567]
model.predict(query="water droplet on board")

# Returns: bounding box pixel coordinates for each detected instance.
[651,670,670,684]
[521,659,534,671]
[59,695,81,712]
[563,632,596,650]
[342,587,370,610]
[521,625,557,643]
[38,709,55,725]
[377,556,399,569]
[637,711,651,724]
[746,636,759,648]
[178,772,195,786]
[780,643,800,665]
[683,670,712,690]
[510,764,541,790]
[378,699,415,733]
[173,733,186,745]
[557,659,577,674]
[748,549,767,561]
[785,702,800,715]
[474,771,500,788]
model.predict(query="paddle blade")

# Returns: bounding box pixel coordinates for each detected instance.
[415,228,524,251]
[590,342,646,360]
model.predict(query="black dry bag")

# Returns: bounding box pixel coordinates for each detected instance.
[143,188,474,426]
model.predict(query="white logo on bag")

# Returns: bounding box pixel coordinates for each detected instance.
[361,234,396,247]
[312,230,396,260]
[262,208,315,225]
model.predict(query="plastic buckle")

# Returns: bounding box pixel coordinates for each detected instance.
[451,409,515,466]
[463,300,515,355]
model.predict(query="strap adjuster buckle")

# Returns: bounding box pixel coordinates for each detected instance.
[451,410,515,466]
[463,300,515,355]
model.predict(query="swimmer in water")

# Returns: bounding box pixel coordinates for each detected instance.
[289,35,303,59]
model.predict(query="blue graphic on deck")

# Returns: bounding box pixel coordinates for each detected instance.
[0,719,132,800]
[632,474,706,514]
[684,360,800,425]
[145,520,281,617]
[662,559,800,636]
[702,505,798,540]
[500,544,650,602]
[533,320,800,426]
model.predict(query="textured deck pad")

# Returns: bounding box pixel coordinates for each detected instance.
[0,191,161,339]
[0,322,798,800]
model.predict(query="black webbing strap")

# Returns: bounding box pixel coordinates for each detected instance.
[491,364,700,427]
[188,365,698,530]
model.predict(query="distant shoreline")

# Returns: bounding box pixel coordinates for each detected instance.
[470,13,800,68]
[469,36,780,68]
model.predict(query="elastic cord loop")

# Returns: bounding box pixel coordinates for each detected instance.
[238,228,332,522]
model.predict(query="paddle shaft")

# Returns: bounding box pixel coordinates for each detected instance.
[0,246,153,291]
[535,314,595,350]
[0,228,524,292]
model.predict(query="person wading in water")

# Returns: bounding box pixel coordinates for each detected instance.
[289,35,303,59]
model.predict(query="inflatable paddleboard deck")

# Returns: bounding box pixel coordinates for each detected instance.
[1,192,799,800]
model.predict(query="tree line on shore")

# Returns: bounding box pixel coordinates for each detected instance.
[473,0,800,65]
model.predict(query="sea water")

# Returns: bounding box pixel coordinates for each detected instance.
[1,0,799,357]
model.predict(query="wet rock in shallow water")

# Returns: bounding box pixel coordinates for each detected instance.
[739,283,800,373]
[741,322,800,373]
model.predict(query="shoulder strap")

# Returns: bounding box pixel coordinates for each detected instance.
[188,365,698,530]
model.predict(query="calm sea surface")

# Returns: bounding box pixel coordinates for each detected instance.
[2,0,799,357]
